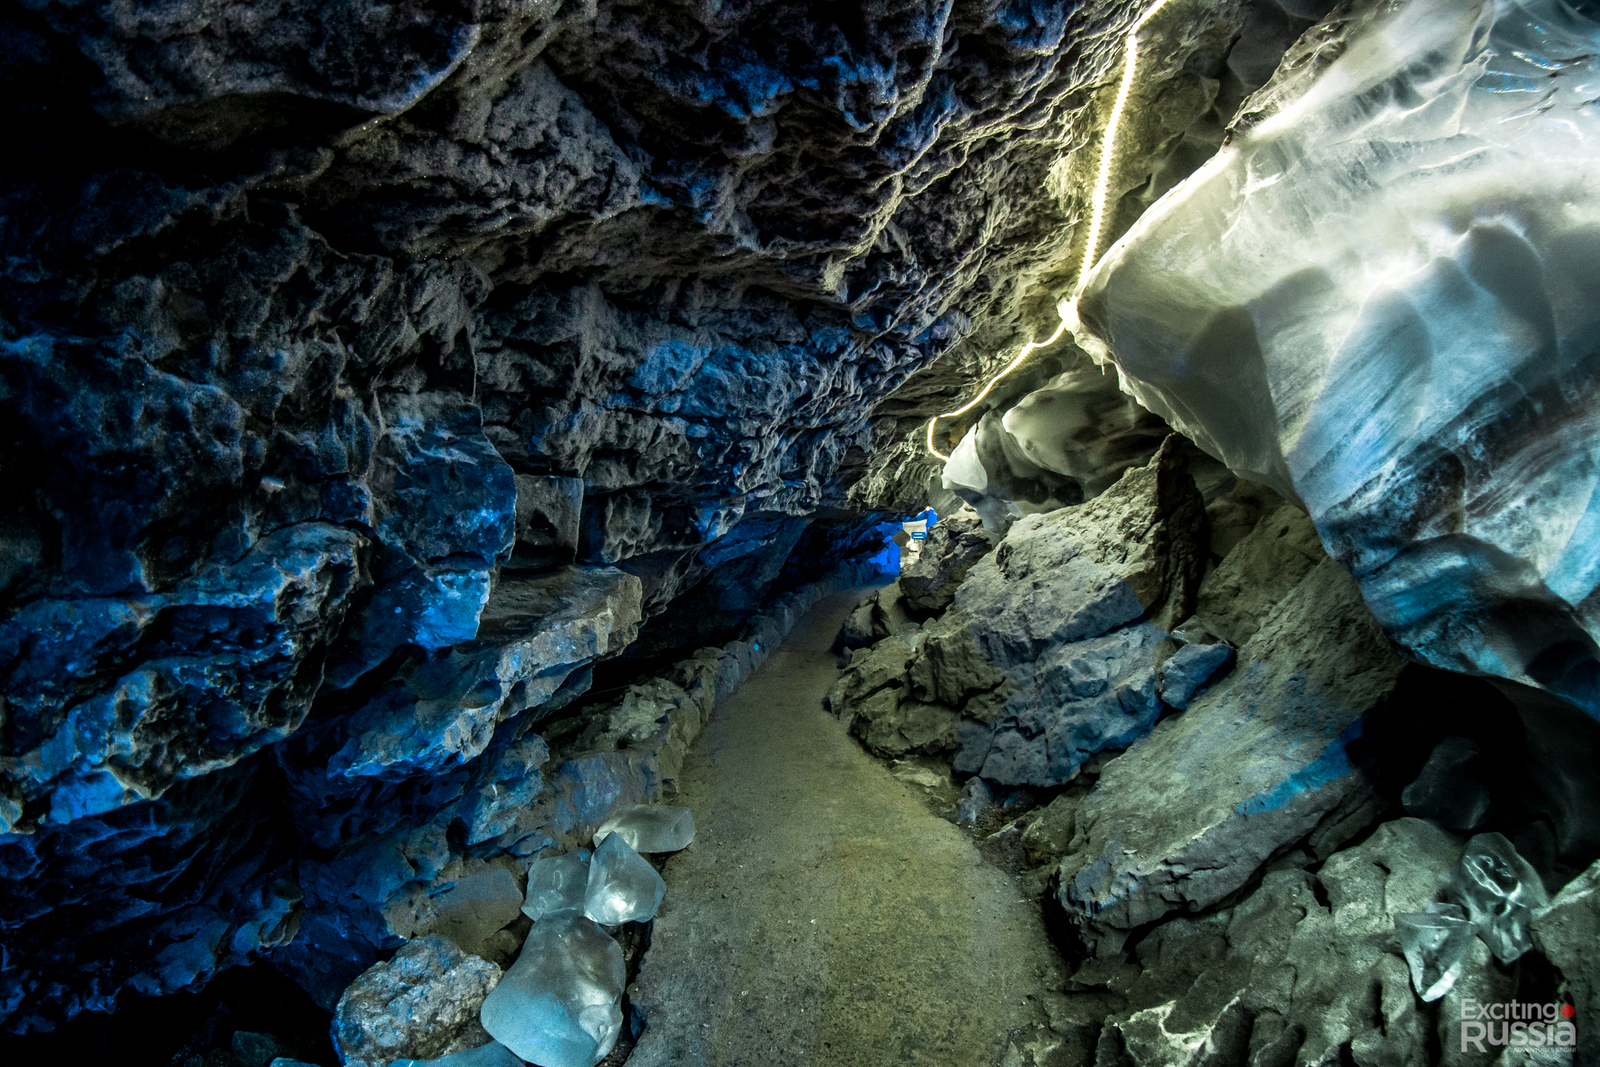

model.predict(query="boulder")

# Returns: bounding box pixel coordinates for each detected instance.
[851,696,961,759]
[898,510,998,614]
[332,936,501,1067]
[1088,819,1465,1067]
[1531,859,1600,1067]
[890,439,1207,786]
[1057,558,1407,950]
[379,860,526,960]
[954,436,1206,661]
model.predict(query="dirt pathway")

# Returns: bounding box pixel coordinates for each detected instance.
[627,588,1065,1067]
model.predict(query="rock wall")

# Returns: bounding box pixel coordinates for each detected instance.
[830,451,1600,1067]
[0,0,1183,1025]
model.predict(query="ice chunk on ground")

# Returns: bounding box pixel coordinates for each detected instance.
[594,803,696,853]
[1402,736,1490,831]
[1451,832,1550,963]
[523,849,591,921]
[392,1041,525,1067]
[1395,902,1474,1001]
[584,831,666,926]
[479,911,626,1067]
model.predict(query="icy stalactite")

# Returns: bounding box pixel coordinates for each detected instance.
[1075,0,1600,714]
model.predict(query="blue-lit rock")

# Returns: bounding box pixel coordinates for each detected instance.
[1156,641,1233,710]
[1076,0,1600,717]
[1056,557,1406,950]
[0,522,365,830]
[332,935,502,1067]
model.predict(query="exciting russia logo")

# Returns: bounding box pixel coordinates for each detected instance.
[1459,998,1578,1052]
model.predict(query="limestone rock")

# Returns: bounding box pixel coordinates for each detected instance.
[513,475,584,562]
[898,510,998,614]
[887,440,1207,788]
[1057,558,1407,949]
[1022,793,1082,867]
[1531,859,1600,1067]
[825,631,923,722]
[1093,818,1465,1067]
[955,437,1206,663]
[851,696,961,759]
[1157,641,1233,710]
[1191,504,1324,647]
[836,597,878,652]
[379,860,526,960]
[332,936,501,1067]
[979,623,1171,787]
[312,566,643,787]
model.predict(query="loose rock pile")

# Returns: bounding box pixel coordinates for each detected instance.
[831,438,1600,1067]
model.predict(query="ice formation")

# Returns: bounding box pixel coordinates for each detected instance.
[584,831,666,926]
[1394,903,1475,1001]
[1074,0,1600,712]
[393,1041,526,1067]
[1401,736,1490,830]
[478,911,627,1067]
[593,803,696,853]
[1450,832,1550,963]
[523,850,592,921]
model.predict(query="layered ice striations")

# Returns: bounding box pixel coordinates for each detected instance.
[593,803,696,853]
[583,832,666,926]
[523,850,591,921]
[1075,0,1600,714]
[479,911,627,1067]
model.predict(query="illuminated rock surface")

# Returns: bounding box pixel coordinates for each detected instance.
[1078,0,1600,715]
[332,936,501,1067]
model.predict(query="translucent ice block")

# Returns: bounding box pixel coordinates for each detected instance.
[1394,902,1475,1001]
[393,1040,526,1067]
[1451,832,1550,963]
[584,831,666,926]
[479,911,626,1067]
[523,849,591,921]
[1401,736,1490,831]
[593,803,696,853]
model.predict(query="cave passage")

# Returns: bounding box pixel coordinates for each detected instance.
[626,588,1064,1067]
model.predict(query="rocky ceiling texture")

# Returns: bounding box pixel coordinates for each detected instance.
[6,0,1600,1048]
[0,0,1270,1030]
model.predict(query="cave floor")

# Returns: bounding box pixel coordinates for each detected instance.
[627,587,1066,1067]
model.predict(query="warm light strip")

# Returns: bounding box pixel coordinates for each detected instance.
[925,0,1173,462]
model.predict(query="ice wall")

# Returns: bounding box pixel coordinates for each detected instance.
[1075,0,1600,714]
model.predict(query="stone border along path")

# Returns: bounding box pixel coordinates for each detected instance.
[626,587,1066,1067]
